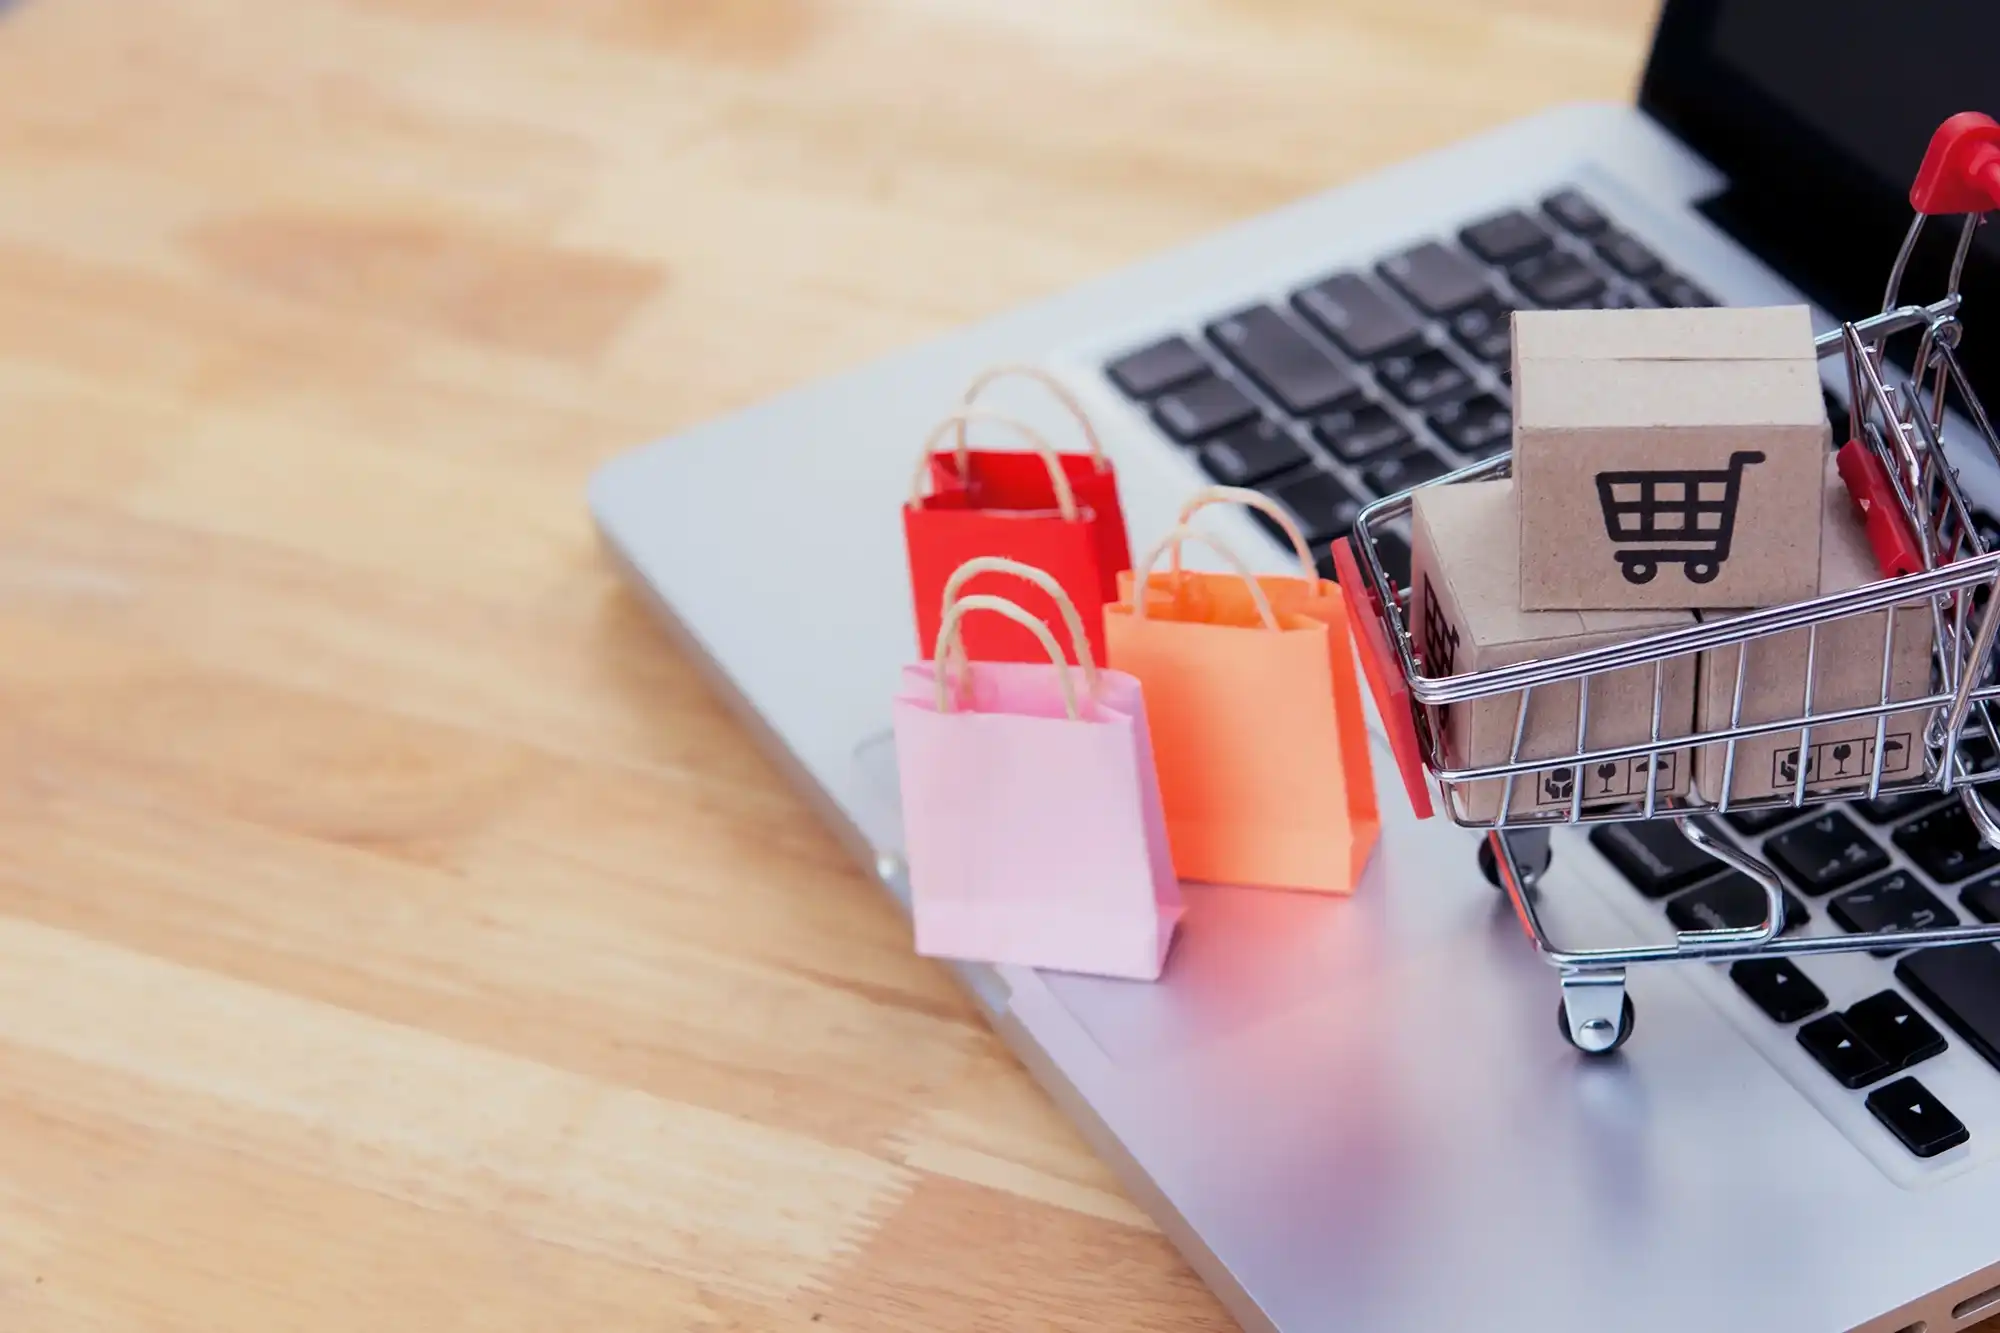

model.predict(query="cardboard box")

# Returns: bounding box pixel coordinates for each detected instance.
[1411,479,1697,823]
[1694,459,1933,804]
[1513,305,1829,611]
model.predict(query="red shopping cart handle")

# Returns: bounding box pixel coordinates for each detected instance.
[1331,536,1434,820]
[1911,112,2000,215]
[1836,440,1923,580]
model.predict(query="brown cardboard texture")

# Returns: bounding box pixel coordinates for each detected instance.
[1513,305,1829,611]
[1410,479,1696,823]
[1694,459,1933,804]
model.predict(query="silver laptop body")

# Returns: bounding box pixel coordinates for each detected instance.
[592,98,2000,1333]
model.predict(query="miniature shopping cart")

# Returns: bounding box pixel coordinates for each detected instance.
[1335,111,2000,1055]
[1597,448,1764,585]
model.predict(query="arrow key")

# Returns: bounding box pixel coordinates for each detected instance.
[1798,1013,1893,1089]
[1730,958,1827,1023]
[1867,1077,1970,1158]
[1844,989,1947,1070]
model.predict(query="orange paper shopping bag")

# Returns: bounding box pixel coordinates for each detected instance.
[1105,493,1379,894]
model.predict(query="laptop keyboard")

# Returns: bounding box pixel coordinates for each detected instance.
[1595,799,2000,1165]
[1102,189,1716,585]
[1101,183,2000,1172]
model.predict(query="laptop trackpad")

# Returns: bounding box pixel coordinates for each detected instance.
[1038,881,1388,1064]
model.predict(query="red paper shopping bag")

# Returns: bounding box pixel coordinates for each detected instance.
[1106,502,1380,895]
[894,559,1182,980]
[905,400,1130,666]
[958,364,1133,581]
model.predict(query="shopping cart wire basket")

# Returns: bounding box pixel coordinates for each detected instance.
[1333,110,2000,1055]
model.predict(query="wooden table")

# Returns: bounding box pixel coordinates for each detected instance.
[0,1,1653,1327]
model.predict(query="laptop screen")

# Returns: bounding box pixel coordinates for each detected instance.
[1643,0,2000,392]
[1711,1,1994,200]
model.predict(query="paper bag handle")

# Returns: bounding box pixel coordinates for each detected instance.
[959,365,1110,473]
[1130,525,1280,630]
[933,594,1082,721]
[938,556,1100,697]
[909,410,1080,522]
[1175,485,1316,579]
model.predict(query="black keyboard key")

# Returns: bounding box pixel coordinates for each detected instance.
[1845,990,1947,1071]
[1376,348,1472,407]
[1313,402,1409,462]
[1648,273,1716,308]
[1588,820,1722,898]
[1447,298,1513,364]
[1962,871,2000,923]
[1798,1014,1893,1089]
[1724,806,1804,835]
[1974,507,2000,553]
[1867,1077,1969,1157]
[1898,944,2000,1073]
[1263,470,1366,545]
[1510,250,1606,308]
[1361,448,1452,496]
[1378,241,1492,316]
[1152,375,1257,442]
[1668,872,1809,934]
[1325,530,1409,588]
[1374,530,1411,590]
[1542,188,1610,237]
[1895,803,2000,884]
[1459,209,1552,266]
[1828,870,1958,951]
[1207,306,1361,417]
[1293,274,1426,361]
[1107,336,1208,398]
[1594,229,1664,280]
[1766,811,1889,895]
[1593,286,1652,310]
[1732,959,1828,1023]
[1427,394,1511,458]
[1854,790,1943,824]
[1196,418,1310,486]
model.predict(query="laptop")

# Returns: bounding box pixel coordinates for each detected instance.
[591,3,2000,1330]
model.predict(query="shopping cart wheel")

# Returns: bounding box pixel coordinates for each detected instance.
[1685,560,1720,584]
[1617,556,1657,585]
[1478,828,1551,890]
[1558,972,1633,1055]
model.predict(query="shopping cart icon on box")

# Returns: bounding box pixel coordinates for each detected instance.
[1418,576,1460,727]
[1595,449,1764,586]
[1418,576,1458,675]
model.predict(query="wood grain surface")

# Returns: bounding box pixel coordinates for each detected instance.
[0,1,1656,1327]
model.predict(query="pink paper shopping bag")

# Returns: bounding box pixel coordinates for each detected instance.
[893,557,1182,980]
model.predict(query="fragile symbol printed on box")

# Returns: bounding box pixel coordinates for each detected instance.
[1771,732,1913,788]
[1534,753,1680,808]
[1594,450,1764,587]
